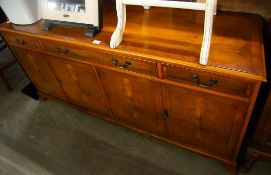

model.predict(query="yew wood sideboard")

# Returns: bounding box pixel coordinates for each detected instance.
[0,2,266,173]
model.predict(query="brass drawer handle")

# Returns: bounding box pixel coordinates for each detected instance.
[112,57,131,69]
[192,74,218,88]
[63,48,70,55]
[55,47,61,53]
[55,47,70,55]
[122,61,132,69]
[15,38,25,45]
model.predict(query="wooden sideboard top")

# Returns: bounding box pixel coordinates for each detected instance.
[0,1,266,81]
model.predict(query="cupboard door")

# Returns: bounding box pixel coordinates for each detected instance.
[48,56,111,117]
[97,68,164,135]
[13,47,66,100]
[162,83,248,158]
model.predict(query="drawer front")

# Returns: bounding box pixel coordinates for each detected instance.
[3,32,40,50]
[40,39,157,76]
[163,64,252,97]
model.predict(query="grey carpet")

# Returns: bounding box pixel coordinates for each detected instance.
[0,47,271,175]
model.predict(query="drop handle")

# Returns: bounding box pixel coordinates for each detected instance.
[55,47,70,55]
[112,57,119,65]
[112,57,131,69]
[122,61,132,69]
[192,74,218,88]
[55,47,61,53]
[63,48,70,55]
[15,38,25,45]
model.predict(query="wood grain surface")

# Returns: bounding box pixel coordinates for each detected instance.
[0,1,267,173]
[0,1,266,81]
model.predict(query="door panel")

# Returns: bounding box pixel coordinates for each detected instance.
[13,47,66,100]
[97,68,164,135]
[162,83,248,158]
[48,56,111,117]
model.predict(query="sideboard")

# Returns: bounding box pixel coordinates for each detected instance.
[0,2,266,173]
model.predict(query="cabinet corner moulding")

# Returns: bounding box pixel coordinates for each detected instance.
[110,0,217,65]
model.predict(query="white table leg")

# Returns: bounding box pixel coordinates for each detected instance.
[143,6,151,9]
[110,0,217,65]
[199,0,214,65]
[110,0,126,48]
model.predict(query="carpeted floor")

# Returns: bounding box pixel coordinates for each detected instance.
[0,47,271,175]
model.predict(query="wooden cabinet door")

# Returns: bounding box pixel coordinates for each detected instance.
[97,68,164,135]
[13,47,66,100]
[162,83,248,158]
[48,56,111,117]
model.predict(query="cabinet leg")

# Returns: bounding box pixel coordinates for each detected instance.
[0,72,12,91]
[223,162,237,174]
[39,96,48,102]
[239,155,256,172]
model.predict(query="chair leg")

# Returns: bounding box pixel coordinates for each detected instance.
[0,72,12,91]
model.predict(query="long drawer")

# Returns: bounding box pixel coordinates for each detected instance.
[39,39,157,77]
[3,32,41,50]
[162,64,253,97]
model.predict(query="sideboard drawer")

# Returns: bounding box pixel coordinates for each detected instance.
[3,32,40,50]
[163,64,252,97]
[40,39,157,77]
